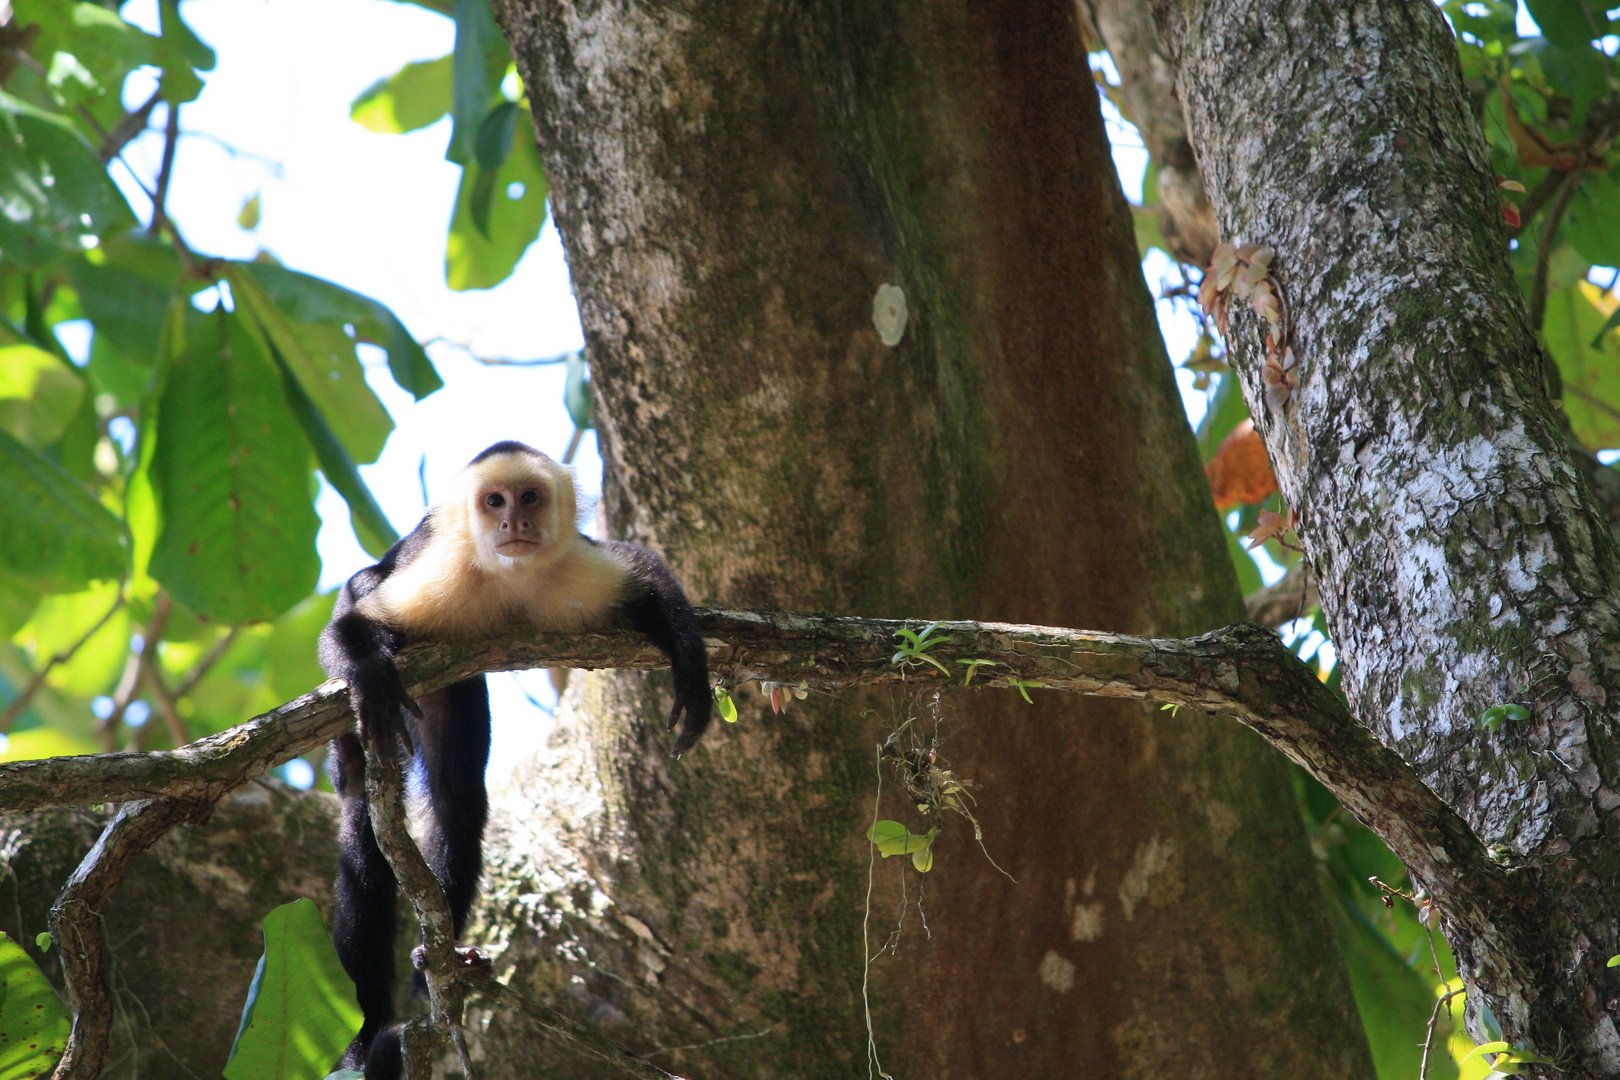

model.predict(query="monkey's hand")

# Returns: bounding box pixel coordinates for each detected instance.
[346,654,423,755]
[668,676,712,757]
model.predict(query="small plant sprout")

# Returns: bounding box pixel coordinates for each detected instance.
[759,681,808,715]
[1459,1040,1558,1076]
[1480,703,1530,731]
[1607,954,1620,968]
[1160,702,1181,717]
[1005,677,1043,704]
[891,621,952,676]
[867,820,940,873]
[955,658,1001,686]
[714,685,738,723]
[33,932,50,953]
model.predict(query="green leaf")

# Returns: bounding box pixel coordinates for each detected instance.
[237,262,440,400]
[237,193,261,231]
[1543,281,1620,451]
[446,107,548,290]
[1608,953,1620,967]
[714,686,738,723]
[1563,172,1620,267]
[0,931,69,1080]
[351,53,453,134]
[866,820,936,857]
[1523,0,1609,48]
[68,258,172,404]
[261,326,400,558]
[0,427,125,589]
[223,899,363,1080]
[1460,1041,1511,1065]
[149,310,320,624]
[911,843,934,873]
[0,343,84,445]
[1317,876,1446,1080]
[564,352,593,430]
[31,934,49,954]
[226,266,393,465]
[447,0,509,166]
[473,99,518,172]
[150,0,215,105]
[0,91,135,266]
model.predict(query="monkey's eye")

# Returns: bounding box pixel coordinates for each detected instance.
[485,493,505,508]
[520,489,540,505]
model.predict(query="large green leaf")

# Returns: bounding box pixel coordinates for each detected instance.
[224,900,363,1080]
[1563,172,1620,267]
[0,92,134,266]
[68,259,173,405]
[0,343,85,446]
[225,266,394,465]
[1524,0,1611,49]
[1544,281,1620,451]
[0,428,125,589]
[0,931,69,1080]
[149,310,320,624]
[351,53,453,135]
[447,0,508,166]
[237,262,441,401]
[226,285,398,558]
[446,107,548,290]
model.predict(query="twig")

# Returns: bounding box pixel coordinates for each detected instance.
[1419,988,1465,1080]
[47,796,213,1080]
[97,89,162,164]
[143,624,241,749]
[171,627,240,701]
[1528,164,1584,332]
[1,588,126,733]
[147,102,181,238]
[1244,562,1318,629]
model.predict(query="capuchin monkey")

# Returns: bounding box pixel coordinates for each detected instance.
[319,440,711,1077]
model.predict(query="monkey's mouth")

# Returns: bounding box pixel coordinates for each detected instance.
[496,539,540,554]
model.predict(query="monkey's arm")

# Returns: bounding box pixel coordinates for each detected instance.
[320,528,430,748]
[598,540,712,755]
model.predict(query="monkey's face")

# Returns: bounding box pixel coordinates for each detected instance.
[473,478,557,562]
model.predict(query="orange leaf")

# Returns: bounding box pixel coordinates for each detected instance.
[1245,508,1294,550]
[1205,419,1278,510]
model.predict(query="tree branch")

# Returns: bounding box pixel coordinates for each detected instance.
[47,796,214,1080]
[0,609,1506,917]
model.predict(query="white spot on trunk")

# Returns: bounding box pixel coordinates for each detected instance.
[1038,949,1076,992]
[1119,835,1178,920]
[1070,902,1105,942]
[873,284,908,346]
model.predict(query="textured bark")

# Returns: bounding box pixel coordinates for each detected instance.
[0,780,339,1079]
[1154,0,1620,1073]
[481,1,1372,1078]
[1076,0,1218,265]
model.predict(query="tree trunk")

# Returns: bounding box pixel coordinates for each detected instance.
[1154,0,1620,1073]
[478,1,1373,1077]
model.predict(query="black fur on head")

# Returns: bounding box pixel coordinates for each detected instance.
[468,440,544,465]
